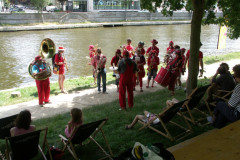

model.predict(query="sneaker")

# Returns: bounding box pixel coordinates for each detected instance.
[98,91,101,94]
[103,92,108,94]
[207,116,213,123]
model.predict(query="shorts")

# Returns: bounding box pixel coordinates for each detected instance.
[148,69,157,80]
[142,113,160,125]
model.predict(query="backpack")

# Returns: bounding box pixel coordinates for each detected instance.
[52,54,59,74]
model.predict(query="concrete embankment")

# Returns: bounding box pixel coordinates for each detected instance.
[0,20,191,32]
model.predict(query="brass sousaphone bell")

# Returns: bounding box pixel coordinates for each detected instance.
[28,38,56,80]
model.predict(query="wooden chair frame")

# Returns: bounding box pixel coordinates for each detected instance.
[178,85,211,126]
[5,127,52,160]
[138,100,192,141]
[59,118,113,160]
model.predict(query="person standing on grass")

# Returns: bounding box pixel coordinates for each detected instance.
[118,50,137,110]
[111,49,122,92]
[65,108,83,138]
[55,46,68,94]
[146,50,160,88]
[133,48,146,92]
[89,45,97,84]
[32,56,51,107]
[92,48,107,94]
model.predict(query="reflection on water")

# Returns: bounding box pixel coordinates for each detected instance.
[0,24,239,90]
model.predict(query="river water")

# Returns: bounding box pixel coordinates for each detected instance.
[0,24,239,90]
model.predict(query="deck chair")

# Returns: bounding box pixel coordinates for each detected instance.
[205,83,233,116]
[0,114,18,139]
[59,118,113,160]
[138,100,192,141]
[5,127,52,160]
[179,84,211,126]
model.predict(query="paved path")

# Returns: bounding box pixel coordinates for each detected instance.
[0,59,239,120]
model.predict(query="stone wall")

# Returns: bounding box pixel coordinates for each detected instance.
[0,12,222,25]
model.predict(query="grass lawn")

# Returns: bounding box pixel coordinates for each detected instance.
[0,78,213,159]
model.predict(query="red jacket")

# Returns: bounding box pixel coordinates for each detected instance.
[147,56,160,70]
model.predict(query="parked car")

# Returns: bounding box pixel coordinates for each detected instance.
[46,6,57,12]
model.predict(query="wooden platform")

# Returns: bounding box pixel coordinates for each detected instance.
[168,120,240,160]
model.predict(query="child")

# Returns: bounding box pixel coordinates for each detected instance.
[65,108,83,137]
[10,110,36,137]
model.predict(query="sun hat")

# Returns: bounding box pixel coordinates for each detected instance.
[58,46,65,51]
[89,45,94,50]
[169,41,174,44]
[35,55,42,61]
[151,39,158,44]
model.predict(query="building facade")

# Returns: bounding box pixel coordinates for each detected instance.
[67,0,140,12]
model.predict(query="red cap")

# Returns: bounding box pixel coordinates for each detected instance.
[169,41,174,44]
[123,50,129,56]
[58,46,65,51]
[35,55,42,61]
[181,48,186,51]
[89,45,94,50]
[151,39,158,44]
[116,49,121,54]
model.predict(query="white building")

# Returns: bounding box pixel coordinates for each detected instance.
[66,0,140,12]
[0,0,4,12]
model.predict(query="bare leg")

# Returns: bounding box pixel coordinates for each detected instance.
[151,79,155,87]
[146,80,150,88]
[127,115,145,128]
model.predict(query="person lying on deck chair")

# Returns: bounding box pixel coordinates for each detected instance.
[125,98,179,129]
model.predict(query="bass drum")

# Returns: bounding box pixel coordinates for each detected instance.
[28,60,52,80]
[154,67,171,87]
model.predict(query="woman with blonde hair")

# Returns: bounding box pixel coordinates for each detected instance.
[65,108,83,137]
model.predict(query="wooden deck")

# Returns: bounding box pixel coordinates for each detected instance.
[168,120,240,160]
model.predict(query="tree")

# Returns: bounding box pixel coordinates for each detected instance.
[140,0,240,95]
[31,0,47,13]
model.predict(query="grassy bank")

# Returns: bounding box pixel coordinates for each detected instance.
[203,52,240,64]
[0,51,239,106]
[0,79,213,159]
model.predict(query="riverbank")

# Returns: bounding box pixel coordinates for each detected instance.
[0,20,191,32]
[1,52,240,107]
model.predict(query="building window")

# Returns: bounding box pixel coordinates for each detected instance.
[93,0,140,10]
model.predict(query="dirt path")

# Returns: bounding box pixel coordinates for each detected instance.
[0,59,239,120]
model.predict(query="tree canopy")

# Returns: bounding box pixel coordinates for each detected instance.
[30,0,47,12]
[140,0,240,95]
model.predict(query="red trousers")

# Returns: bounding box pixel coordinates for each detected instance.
[119,63,134,109]
[168,72,178,91]
[133,75,143,88]
[35,78,50,105]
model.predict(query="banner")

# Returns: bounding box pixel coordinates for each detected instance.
[217,25,227,50]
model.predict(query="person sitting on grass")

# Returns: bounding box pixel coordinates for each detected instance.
[10,110,36,137]
[208,64,240,129]
[125,98,179,129]
[65,108,83,137]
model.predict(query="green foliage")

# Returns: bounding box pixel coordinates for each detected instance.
[30,0,48,12]
[140,0,240,40]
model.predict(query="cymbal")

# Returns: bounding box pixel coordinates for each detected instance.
[109,66,118,70]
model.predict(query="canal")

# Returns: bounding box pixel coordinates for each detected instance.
[0,24,239,90]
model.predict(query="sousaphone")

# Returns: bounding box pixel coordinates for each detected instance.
[28,38,56,80]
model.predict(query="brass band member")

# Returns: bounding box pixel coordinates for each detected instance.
[146,39,159,57]
[124,38,134,58]
[55,46,67,93]
[135,41,145,56]
[146,50,160,88]
[133,48,146,92]
[32,56,50,107]
[93,48,107,94]
[111,49,122,92]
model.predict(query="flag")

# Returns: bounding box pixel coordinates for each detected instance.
[217,25,227,50]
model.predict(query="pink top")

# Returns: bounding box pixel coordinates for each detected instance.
[92,54,107,69]
[65,122,82,138]
[11,125,36,137]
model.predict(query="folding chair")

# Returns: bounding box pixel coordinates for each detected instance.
[5,127,52,160]
[0,114,18,140]
[59,118,113,160]
[179,85,211,126]
[138,100,192,141]
[205,84,233,115]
